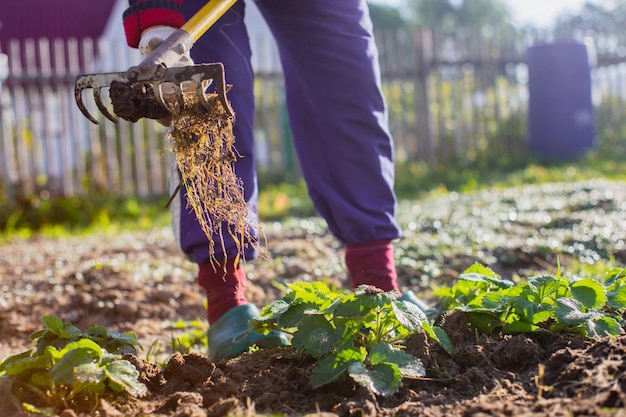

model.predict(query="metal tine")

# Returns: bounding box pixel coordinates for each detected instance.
[172,82,184,110]
[214,76,234,117]
[195,80,211,111]
[75,87,100,124]
[152,81,171,113]
[94,87,118,123]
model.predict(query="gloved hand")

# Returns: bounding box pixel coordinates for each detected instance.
[139,25,194,65]
[139,25,194,126]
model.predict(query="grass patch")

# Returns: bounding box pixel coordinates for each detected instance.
[395,150,626,199]
[0,194,172,241]
[0,149,623,240]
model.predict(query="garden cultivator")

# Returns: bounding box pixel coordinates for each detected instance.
[75,0,236,124]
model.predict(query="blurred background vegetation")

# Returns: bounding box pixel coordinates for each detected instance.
[1,0,625,239]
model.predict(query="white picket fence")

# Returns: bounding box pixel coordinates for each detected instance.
[1,29,625,199]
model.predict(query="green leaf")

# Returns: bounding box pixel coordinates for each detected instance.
[432,325,455,356]
[570,279,607,310]
[479,291,506,310]
[458,273,514,289]
[83,327,140,355]
[334,299,365,319]
[608,286,626,310]
[310,347,365,389]
[462,263,500,278]
[258,299,290,320]
[60,339,104,359]
[391,300,426,332]
[354,288,396,311]
[41,316,82,339]
[21,403,55,415]
[554,298,597,325]
[50,348,95,384]
[277,303,312,328]
[73,362,105,385]
[463,311,503,335]
[586,317,622,339]
[104,359,147,397]
[289,281,336,308]
[604,267,626,288]
[40,316,65,336]
[369,343,425,378]
[348,361,401,396]
[291,315,334,357]
[513,299,553,324]
[501,320,541,334]
[368,343,390,365]
[71,362,107,398]
[527,274,559,294]
[525,275,565,304]
[0,352,49,376]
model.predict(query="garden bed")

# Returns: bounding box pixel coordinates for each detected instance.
[1,179,625,416]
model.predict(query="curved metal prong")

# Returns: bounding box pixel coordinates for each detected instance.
[94,87,118,123]
[172,82,184,109]
[152,81,171,113]
[75,87,100,124]
[215,77,235,117]
[208,65,234,117]
[196,81,212,112]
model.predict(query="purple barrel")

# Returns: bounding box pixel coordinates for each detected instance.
[526,41,595,159]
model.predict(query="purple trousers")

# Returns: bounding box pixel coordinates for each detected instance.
[174,0,402,264]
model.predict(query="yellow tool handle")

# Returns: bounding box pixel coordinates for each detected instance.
[181,0,238,42]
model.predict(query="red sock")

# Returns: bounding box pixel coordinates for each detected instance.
[197,259,249,324]
[345,240,399,292]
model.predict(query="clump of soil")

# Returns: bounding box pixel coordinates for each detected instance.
[110,81,171,123]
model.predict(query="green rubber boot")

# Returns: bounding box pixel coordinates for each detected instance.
[207,304,289,360]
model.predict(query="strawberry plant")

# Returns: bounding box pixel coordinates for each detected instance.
[0,316,146,415]
[250,282,453,396]
[435,263,626,339]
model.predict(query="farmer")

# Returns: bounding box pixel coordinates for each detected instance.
[122,0,427,360]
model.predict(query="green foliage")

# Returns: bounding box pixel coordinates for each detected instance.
[368,2,409,30]
[0,316,145,415]
[410,0,514,33]
[250,282,453,396]
[435,263,626,339]
[169,318,209,355]
[257,179,316,220]
[0,194,171,239]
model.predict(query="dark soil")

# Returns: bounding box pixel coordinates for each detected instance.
[1,180,626,417]
[110,80,172,123]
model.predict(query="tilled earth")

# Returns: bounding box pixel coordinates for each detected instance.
[1,179,626,416]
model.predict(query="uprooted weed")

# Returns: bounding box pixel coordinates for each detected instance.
[167,93,258,265]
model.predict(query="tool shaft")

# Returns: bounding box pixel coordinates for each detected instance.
[182,0,238,42]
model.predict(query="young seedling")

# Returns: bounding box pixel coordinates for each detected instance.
[0,316,146,415]
[435,263,626,339]
[250,282,454,396]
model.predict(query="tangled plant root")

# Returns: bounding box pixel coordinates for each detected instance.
[167,93,259,265]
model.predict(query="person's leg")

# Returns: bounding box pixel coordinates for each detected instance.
[255,0,403,292]
[173,0,288,359]
[178,0,257,267]
[174,0,256,327]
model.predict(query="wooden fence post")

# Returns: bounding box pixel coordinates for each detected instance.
[413,29,434,166]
